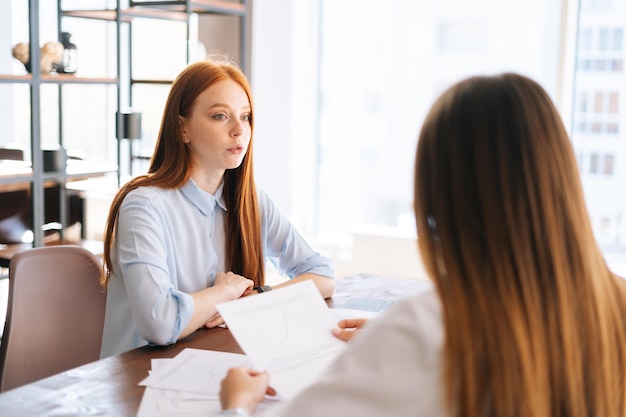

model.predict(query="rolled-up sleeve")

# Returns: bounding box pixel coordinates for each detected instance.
[259,190,334,279]
[117,194,194,346]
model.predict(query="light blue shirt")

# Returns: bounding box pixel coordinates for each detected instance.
[100,179,334,358]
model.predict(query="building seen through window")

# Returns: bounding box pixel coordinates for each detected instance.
[573,0,626,272]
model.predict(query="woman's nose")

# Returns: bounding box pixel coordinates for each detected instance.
[231,119,244,137]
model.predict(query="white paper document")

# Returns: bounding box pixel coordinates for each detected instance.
[217,280,347,400]
[139,348,249,396]
[330,307,379,322]
[137,348,280,416]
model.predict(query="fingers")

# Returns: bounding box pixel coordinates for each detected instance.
[249,370,276,396]
[333,318,369,342]
[220,366,273,412]
[337,318,368,329]
[250,369,276,396]
[206,313,225,328]
[215,272,255,299]
[332,327,357,342]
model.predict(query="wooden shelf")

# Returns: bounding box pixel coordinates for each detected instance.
[62,0,245,23]
[131,78,174,85]
[130,0,246,15]
[41,74,118,84]
[0,73,118,84]
[0,74,31,83]
[2,0,248,247]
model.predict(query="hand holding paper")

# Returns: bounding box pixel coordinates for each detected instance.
[217,280,347,400]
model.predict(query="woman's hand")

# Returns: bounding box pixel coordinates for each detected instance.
[214,271,254,299]
[202,272,253,329]
[220,366,276,414]
[205,312,224,328]
[332,318,369,342]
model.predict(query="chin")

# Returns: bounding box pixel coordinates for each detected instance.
[226,161,245,171]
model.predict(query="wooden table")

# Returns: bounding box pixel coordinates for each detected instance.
[0,274,430,416]
[0,160,118,192]
[0,160,117,265]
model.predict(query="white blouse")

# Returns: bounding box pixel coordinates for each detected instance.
[100,179,334,358]
[268,286,446,417]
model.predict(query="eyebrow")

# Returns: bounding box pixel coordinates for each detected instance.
[207,102,251,111]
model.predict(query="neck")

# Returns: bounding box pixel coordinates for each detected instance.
[189,168,224,195]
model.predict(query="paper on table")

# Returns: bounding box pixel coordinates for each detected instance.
[138,388,283,417]
[217,280,347,400]
[139,348,250,395]
[330,308,379,322]
[137,348,283,416]
[137,386,222,417]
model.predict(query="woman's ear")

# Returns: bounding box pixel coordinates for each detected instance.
[178,117,191,144]
[179,116,189,136]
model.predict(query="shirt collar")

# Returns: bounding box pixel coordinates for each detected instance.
[180,178,227,215]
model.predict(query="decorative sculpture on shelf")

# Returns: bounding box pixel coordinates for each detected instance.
[11,40,65,74]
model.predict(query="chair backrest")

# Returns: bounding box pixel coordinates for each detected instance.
[0,245,106,392]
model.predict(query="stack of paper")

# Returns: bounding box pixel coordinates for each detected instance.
[137,348,282,416]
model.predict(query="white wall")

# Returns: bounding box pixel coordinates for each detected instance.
[249,0,321,235]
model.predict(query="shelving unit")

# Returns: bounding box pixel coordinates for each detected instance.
[0,0,249,247]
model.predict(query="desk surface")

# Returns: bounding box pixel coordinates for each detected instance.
[0,274,429,416]
[0,160,118,192]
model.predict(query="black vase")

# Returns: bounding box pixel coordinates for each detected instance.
[57,32,77,74]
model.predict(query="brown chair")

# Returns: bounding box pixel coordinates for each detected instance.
[0,245,106,392]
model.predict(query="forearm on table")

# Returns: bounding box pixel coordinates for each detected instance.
[179,285,239,339]
[272,273,335,299]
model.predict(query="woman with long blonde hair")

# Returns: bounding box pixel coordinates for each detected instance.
[100,58,334,358]
[218,73,626,417]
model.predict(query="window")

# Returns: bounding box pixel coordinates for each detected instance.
[577,26,624,73]
[313,0,565,268]
[590,153,599,173]
[604,154,615,175]
[573,90,620,135]
[587,153,615,176]
[572,0,626,274]
[308,0,626,276]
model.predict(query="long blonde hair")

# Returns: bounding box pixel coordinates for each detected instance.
[414,73,626,416]
[102,59,264,288]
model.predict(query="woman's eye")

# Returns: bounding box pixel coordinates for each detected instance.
[242,114,252,122]
[213,114,227,120]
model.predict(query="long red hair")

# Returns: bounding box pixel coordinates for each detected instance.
[102,58,264,288]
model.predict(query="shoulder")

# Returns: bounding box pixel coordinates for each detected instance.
[391,285,442,324]
[123,186,174,205]
[256,188,273,207]
[118,186,182,216]
[255,188,281,218]
[361,286,443,352]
